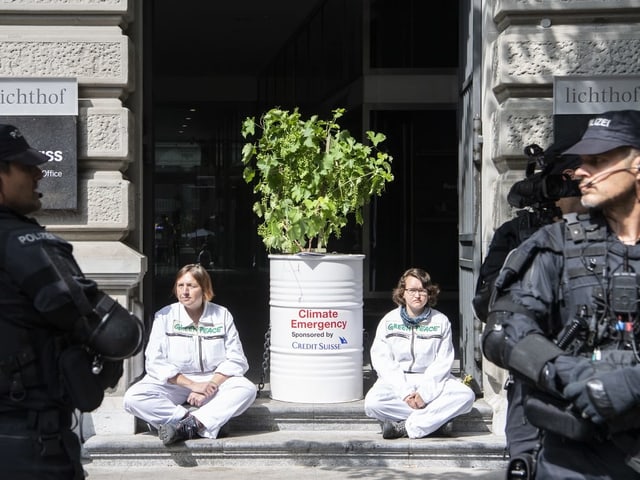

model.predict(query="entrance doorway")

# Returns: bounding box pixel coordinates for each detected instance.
[146,1,460,382]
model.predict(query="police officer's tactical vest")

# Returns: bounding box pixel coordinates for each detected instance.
[558,212,640,357]
[0,207,121,414]
[491,211,640,357]
[514,212,640,446]
[0,213,70,413]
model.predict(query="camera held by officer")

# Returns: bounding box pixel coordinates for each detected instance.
[507,143,581,227]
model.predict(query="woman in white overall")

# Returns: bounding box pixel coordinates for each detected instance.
[364,267,475,439]
[124,264,256,445]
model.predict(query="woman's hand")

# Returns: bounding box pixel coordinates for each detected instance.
[404,392,426,410]
[186,391,205,406]
[186,381,218,406]
[169,374,219,406]
[190,381,218,397]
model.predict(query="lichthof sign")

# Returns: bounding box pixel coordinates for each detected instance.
[0,78,78,210]
[554,76,640,115]
[553,76,640,148]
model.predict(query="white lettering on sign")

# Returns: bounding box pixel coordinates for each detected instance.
[41,150,63,162]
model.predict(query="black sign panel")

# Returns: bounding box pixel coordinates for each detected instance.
[0,116,77,210]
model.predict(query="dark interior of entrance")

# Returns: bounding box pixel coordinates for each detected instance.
[147,1,460,382]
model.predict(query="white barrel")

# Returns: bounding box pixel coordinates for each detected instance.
[268,254,364,403]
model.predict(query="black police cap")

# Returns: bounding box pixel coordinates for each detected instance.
[0,124,48,165]
[563,110,640,156]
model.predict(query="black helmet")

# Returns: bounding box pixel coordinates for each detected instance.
[87,292,144,361]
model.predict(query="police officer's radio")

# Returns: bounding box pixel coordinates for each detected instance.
[610,270,639,352]
[611,271,638,314]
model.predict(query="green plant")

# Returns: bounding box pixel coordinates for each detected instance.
[241,107,393,253]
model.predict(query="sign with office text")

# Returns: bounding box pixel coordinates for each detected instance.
[0,78,77,210]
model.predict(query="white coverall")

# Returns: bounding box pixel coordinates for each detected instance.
[364,307,475,438]
[123,302,256,438]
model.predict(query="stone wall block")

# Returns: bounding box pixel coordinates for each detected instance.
[36,170,133,240]
[489,100,554,228]
[79,102,132,160]
[86,172,131,225]
[0,0,128,14]
[492,170,527,231]
[492,100,553,166]
[71,240,146,292]
[0,26,130,91]
[494,26,640,97]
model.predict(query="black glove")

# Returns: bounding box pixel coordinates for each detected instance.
[563,367,640,425]
[550,355,584,390]
[569,357,615,383]
[538,355,590,395]
[561,358,615,425]
[564,378,610,425]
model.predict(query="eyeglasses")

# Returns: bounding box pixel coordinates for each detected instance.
[405,288,427,297]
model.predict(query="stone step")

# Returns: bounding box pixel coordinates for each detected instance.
[83,430,507,470]
[85,395,502,470]
[226,394,493,434]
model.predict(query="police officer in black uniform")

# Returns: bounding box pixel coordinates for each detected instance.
[483,109,640,479]
[0,125,143,479]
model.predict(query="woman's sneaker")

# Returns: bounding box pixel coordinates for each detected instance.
[382,420,407,439]
[158,415,200,445]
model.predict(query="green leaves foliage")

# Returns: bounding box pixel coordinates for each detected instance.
[241,107,394,253]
